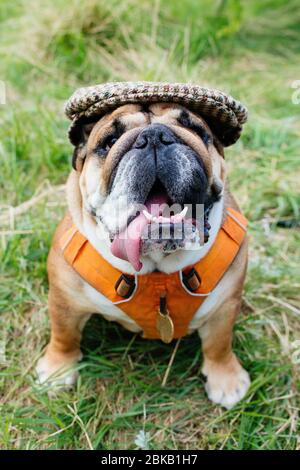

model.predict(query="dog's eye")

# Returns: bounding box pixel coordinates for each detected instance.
[104,135,118,151]
[94,135,118,157]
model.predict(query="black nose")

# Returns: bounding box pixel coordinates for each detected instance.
[134,124,177,149]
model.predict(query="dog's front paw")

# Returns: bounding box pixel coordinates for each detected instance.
[202,354,250,409]
[36,351,82,389]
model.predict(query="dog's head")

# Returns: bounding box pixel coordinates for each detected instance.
[70,103,226,271]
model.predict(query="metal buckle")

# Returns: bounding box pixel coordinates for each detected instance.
[115,274,135,298]
[182,268,201,292]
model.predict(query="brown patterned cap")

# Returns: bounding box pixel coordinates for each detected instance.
[65,81,248,147]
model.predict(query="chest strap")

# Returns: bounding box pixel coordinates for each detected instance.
[60,207,247,340]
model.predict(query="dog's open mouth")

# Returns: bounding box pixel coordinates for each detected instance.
[110,182,207,271]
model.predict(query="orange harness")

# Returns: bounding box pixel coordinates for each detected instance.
[60,208,247,342]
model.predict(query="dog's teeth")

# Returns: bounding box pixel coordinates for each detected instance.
[171,206,188,222]
[143,210,154,221]
[144,207,188,224]
[179,206,188,219]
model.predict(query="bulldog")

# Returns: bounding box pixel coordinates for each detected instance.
[36,82,250,409]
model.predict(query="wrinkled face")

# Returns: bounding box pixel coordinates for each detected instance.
[73,103,225,271]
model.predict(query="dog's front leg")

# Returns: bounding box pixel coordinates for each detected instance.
[36,288,90,388]
[198,299,250,409]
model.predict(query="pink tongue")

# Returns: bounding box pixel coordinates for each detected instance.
[111,193,169,271]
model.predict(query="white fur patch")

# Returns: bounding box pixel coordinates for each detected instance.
[83,283,141,333]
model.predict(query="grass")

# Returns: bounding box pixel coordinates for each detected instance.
[0,0,300,450]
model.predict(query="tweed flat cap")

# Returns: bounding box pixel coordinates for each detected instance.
[65,81,247,147]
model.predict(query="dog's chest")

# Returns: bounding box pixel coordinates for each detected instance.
[83,283,141,332]
[83,280,222,335]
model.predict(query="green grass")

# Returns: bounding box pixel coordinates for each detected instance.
[0,0,300,450]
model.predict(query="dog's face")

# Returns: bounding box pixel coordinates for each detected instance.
[72,103,225,271]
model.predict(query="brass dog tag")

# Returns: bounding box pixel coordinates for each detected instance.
[156,294,174,343]
[157,309,174,344]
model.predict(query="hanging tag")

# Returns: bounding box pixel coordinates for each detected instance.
[156,295,174,344]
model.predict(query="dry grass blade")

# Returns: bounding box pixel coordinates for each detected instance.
[161,339,181,387]
[0,184,65,226]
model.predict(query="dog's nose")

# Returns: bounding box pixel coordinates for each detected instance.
[134,124,177,149]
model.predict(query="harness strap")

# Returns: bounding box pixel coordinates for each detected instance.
[59,207,247,339]
[186,208,247,296]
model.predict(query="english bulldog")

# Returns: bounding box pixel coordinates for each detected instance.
[36,85,250,409]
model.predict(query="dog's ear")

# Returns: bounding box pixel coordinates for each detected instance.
[70,120,96,171]
[212,134,224,158]
[210,132,225,197]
